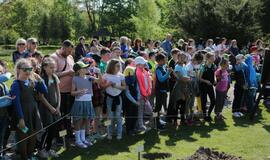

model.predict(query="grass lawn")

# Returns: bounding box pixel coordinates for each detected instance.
[1,48,270,160]
[53,105,270,160]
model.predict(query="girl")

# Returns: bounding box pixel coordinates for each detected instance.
[11,58,47,160]
[103,59,126,140]
[38,57,61,158]
[71,61,101,148]
[199,52,217,121]
[167,53,191,126]
[215,59,229,120]
[134,56,152,131]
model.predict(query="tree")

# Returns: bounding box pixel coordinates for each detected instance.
[167,0,263,45]
[131,0,163,41]
[39,14,50,44]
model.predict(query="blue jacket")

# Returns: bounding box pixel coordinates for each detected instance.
[245,55,258,88]
[161,40,172,56]
[0,72,12,108]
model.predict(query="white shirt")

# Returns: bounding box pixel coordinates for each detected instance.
[103,73,125,96]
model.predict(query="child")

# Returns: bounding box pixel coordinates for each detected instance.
[99,48,111,74]
[38,57,61,158]
[245,55,258,117]
[232,54,247,117]
[215,59,229,120]
[103,59,126,140]
[71,61,101,148]
[155,54,173,129]
[123,58,139,135]
[185,52,204,124]
[134,56,152,131]
[168,48,180,92]
[11,58,47,160]
[0,60,14,159]
[167,53,191,125]
[147,52,156,76]
[199,52,217,121]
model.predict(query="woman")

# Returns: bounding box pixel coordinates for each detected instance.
[229,39,240,56]
[12,38,30,64]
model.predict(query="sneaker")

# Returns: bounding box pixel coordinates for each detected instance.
[233,112,241,118]
[82,140,93,147]
[107,135,112,140]
[38,149,49,159]
[137,125,147,132]
[159,119,167,125]
[116,135,122,140]
[75,142,88,148]
[48,150,59,158]
[237,112,244,117]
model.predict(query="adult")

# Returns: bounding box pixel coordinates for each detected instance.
[161,33,173,58]
[26,38,42,57]
[74,36,86,62]
[229,39,240,56]
[51,40,75,140]
[12,38,30,64]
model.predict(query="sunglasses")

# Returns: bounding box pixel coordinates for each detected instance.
[32,42,37,45]
[18,43,26,46]
[21,67,33,72]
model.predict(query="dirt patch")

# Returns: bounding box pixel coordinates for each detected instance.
[183,147,243,160]
[142,152,172,159]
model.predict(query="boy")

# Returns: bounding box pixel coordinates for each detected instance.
[168,48,180,91]
[99,48,111,74]
[155,54,173,129]
[232,54,247,117]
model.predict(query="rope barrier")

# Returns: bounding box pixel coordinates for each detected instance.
[0,105,244,154]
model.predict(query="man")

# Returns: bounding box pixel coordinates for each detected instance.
[74,36,86,62]
[51,40,75,142]
[27,38,43,64]
[161,34,173,58]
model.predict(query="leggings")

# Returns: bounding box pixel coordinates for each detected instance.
[39,123,58,151]
[200,85,216,117]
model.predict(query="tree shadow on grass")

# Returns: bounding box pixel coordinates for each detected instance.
[55,130,161,160]
[162,120,228,147]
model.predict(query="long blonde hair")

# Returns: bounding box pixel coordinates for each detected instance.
[14,58,35,86]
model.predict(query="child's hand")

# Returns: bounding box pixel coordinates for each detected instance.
[168,67,173,73]
[50,107,57,114]
[18,119,26,129]
[206,80,212,85]
[3,95,16,100]
[33,72,42,81]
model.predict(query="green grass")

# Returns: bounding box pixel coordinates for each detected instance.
[52,105,270,160]
[1,49,270,160]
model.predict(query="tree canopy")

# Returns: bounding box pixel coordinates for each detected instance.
[0,0,269,45]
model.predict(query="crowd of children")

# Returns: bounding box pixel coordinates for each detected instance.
[0,35,267,159]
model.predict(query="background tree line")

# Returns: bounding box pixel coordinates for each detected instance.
[0,0,269,45]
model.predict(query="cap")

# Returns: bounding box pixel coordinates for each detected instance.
[78,36,85,41]
[134,56,147,65]
[83,58,94,65]
[250,46,257,52]
[27,37,38,43]
[73,61,89,72]
[62,40,74,48]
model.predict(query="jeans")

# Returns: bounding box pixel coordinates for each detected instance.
[232,85,245,113]
[106,96,122,137]
[0,117,7,158]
